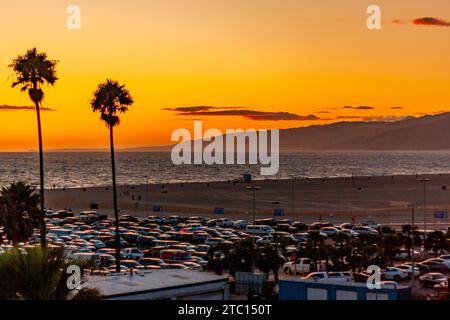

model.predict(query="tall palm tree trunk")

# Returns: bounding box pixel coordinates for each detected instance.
[109,125,121,272]
[35,101,46,248]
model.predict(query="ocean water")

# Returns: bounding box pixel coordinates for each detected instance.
[1,151,450,188]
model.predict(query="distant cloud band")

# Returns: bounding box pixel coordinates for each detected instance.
[413,17,450,27]
[164,106,320,121]
[0,105,54,111]
[392,17,450,27]
[343,105,375,110]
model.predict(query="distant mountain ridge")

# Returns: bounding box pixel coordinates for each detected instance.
[280,112,450,150]
[42,112,450,152]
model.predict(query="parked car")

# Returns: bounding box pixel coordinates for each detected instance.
[394,249,420,260]
[245,225,274,235]
[216,218,234,228]
[121,260,144,270]
[403,262,430,275]
[302,271,350,282]
[190,256,208,267]
[183,261,202,270]
[309,222,333,230]
[121,248,144,260]
[163,263,188,270]
[382,267,409,281]
[396,264,420,278]
[352,226,378,235]
[254,218,277,226]
[439,255,450,267]
[320,227,339,237]
[95,253,116,266]
[205,237,225,246]
[427,257,450,269]
[275,224,297,233]
[293,233,310,242]
[139,257,169,269]
[90,239,106,249]
[108,265,130,273]
[419,273,447,288]
[283,258,328,274]
[256,235,273,245]
[233,220,248,229]
[421,260,448,273]
[328,271,353,282]
[292,222,309,232]
[302,272,328,280]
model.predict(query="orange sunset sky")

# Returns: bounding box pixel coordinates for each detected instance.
[0,0,449,151]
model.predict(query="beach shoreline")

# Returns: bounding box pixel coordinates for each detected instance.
[46,173,450,227]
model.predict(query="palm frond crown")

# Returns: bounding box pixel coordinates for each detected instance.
[9,48,58,103]
[90,79,134,127]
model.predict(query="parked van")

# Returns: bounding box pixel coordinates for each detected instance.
[246,224,273,235]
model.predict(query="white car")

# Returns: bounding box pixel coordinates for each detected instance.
[148,216,166,224]
[121,248,144,260]
[284,258,313,275]
[382,267,409,281]
[90,239,106,249]
[437,255,450,269]
[256,235,273,245]
[394,249,420,260]
[301,271,352,282]
[233,220,248,229]
[352,226,378,235]
[216,218,234,228]
[327,271,353,282]
[246,225,273,235]
[427,258,450,269]
[396,264,420,277]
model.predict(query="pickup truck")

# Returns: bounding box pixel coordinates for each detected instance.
[284,258,317,275]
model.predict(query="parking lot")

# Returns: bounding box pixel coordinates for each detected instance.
[1,209,448,299]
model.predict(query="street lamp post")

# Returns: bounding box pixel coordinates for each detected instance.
[246,185,262,272]
[291,177,296,222]
[417,178,429,233]
[408,204,416,291]
[145,175,149,216]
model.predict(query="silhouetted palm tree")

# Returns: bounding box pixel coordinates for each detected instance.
[9,48,58,248]
[379,233,401,266]
[90,79,134,272]
[228,238,254,276]
[0,182,40,245]
[257,243,285,281]
[424,231,448,257]
[207,242,231,275]
[0,247,100,300]
[305,230,325,271]
[334,232,351,268]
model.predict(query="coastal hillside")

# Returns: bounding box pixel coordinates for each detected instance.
[126,112,450,152]
[280,112,450,150]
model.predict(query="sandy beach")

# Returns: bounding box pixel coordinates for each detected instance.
[45,173,450,227]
